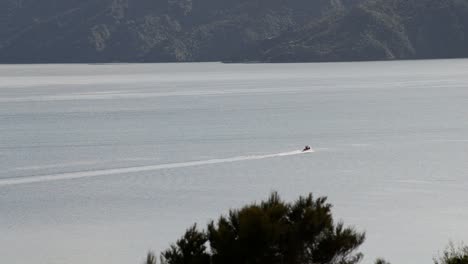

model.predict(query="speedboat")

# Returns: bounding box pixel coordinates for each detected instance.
[302,145,311,152]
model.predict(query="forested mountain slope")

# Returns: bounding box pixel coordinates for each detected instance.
[0,0,467,63]
[246,0,468,62]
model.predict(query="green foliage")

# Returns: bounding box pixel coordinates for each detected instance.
[160,192,365,264]
[374,258,391,264]
[434,243,468,264]
[146,252,157,264]
[161,225,210,264]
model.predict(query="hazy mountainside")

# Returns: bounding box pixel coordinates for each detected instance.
[247,0,468,62]
[0,0,467,63]
[0,0,347,62]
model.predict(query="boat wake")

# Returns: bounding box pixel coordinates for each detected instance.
[0,149,314,186]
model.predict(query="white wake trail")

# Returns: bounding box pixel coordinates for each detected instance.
[0,149,314,186]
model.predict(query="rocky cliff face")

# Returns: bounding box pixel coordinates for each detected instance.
[0,0,467,63]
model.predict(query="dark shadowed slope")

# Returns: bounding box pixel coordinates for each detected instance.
[0,0,344,62]
[238,0,468,62]
[1,0,468,63]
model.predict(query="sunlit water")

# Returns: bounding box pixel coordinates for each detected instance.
[1,60,467,264]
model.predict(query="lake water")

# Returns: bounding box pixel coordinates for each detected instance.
[1,60,467,264]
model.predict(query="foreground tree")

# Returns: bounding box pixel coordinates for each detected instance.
[374,258,391,264]
[160,225,210,264]
[159,192,365,264]
[146,252,157,264]
[434,243,468,264]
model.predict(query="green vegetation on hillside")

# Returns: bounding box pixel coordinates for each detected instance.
[1,0,468,63]
[253,0,468,62]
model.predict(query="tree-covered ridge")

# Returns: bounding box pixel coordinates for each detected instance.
[0,0,344,62]
[0,0,468,62]
[250,0,468,62]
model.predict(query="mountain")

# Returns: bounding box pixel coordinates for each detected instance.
[245,0,468,62]
[0,0,467,63]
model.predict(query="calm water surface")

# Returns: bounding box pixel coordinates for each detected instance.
[1,60,468,264]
